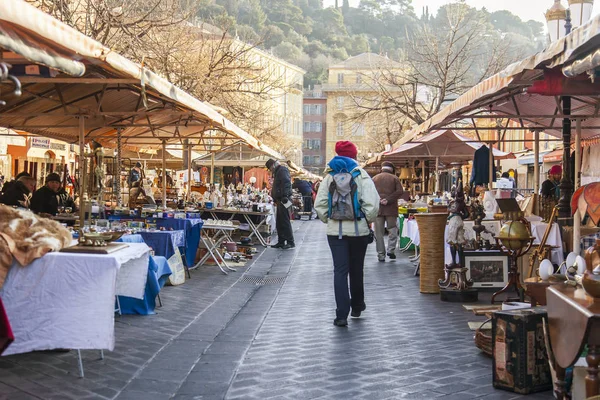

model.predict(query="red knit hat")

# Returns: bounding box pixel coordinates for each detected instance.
[549,165,562,175]
[335,141,358,159]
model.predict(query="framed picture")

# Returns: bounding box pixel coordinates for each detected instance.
[462,251,508,288]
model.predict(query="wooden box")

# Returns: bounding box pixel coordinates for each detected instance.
[492,307,552,394]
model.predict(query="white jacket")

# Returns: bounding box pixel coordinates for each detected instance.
[315,164,380,237]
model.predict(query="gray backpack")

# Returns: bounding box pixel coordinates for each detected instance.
[328,170,361,238]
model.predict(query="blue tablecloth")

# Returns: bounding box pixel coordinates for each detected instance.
[139,231,184,260]
[155,219,203,267]
[117,256,171,315]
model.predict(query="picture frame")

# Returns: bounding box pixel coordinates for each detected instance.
[462,250,508,288]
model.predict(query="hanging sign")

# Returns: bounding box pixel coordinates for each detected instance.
[30,138,50,149]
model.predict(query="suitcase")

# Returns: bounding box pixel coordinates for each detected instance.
[492,307,553,394]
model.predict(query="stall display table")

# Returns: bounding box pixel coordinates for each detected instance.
[139,230,184,259]
[201,208,272,246]
[118,256,171,315]
[197,224,239,274]
[523,277,561,306]
[402,219,565,267]
[0,243,149,356]
[154,218,203,267]
[547,285,600,399]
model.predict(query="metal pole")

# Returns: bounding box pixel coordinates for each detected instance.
[187,140,192,203]
[116,128,122,207]
[435,156,440,193]
[78,117,85,228]
[488,142,494,190]
[558,14,574,226]
[162,139,167,209]
[421,160,425,194]
[534,130,540,215]
[575,119,582,190]
[573,119,582,254]
[557,96,573,226]
[210,152,215,184]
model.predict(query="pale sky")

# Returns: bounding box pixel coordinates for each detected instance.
[324,0,600,25]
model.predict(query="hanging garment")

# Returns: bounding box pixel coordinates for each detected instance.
[470,145,496,187]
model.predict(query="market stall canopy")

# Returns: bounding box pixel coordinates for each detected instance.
[393,13,600,149]
[192,141,284,168]
[368,130,514,167]
[0,0,283,159]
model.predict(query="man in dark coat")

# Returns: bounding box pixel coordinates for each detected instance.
[30,173,63,216]
[293,178,313,212]
[266,159,294,249]
[1,171,31,195]
[0,175,35,208]
[372,161,404,262]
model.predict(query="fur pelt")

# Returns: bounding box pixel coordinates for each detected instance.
[0,205,72,289]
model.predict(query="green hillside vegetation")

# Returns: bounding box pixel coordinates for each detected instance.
[195,0,546,86]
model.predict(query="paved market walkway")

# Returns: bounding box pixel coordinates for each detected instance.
[0,220,554,400]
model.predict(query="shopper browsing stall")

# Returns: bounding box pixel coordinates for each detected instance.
[266,159,295,249]
[372,161,404,262]
[541,165,562,200]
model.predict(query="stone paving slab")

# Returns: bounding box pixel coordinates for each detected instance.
[0,220,556,399]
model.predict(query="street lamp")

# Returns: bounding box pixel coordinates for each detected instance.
[569,0,595,28]
[546,0,568,42]
[544,0,594,223]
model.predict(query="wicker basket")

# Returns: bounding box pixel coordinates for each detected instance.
[415,213,448,294]
[474,318,493,357]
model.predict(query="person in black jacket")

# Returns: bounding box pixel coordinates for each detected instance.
[266,159,294,249]
[0,175,35,208]
[30,173,64,217]
[1,171,31,195]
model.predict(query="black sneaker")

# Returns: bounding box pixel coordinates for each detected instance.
[387,252,397,260]
[378,256,385,262]
[351,304,366,318]
[333,318,348,327]
[271,243,285,249]
[282,243,295,250]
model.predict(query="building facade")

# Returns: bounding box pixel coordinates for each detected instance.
[302,85,327,175]
[235,43,306,166]
[322,53,406,161]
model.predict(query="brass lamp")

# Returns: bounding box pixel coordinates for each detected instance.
[492,217,535,303]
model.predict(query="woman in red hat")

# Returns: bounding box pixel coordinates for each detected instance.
[314,141,380,327]
[541,165,562,200]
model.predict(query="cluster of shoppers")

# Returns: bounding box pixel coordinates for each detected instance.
[0,171,75,216]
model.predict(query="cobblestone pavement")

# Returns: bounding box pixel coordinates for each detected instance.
[0,220,554,400]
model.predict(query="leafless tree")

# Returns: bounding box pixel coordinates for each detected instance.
[349,3,522,142]
[28,0,295,156]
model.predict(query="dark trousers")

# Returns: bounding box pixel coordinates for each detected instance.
[327,235,370,320]
[275,203,294,244]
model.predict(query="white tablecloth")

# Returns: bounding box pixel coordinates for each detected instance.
[402,219,564,266]
[0,243,149,355]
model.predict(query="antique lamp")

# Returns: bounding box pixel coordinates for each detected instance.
[568,0,594,28]
[493,215,535,303]
[546,0,568,42]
